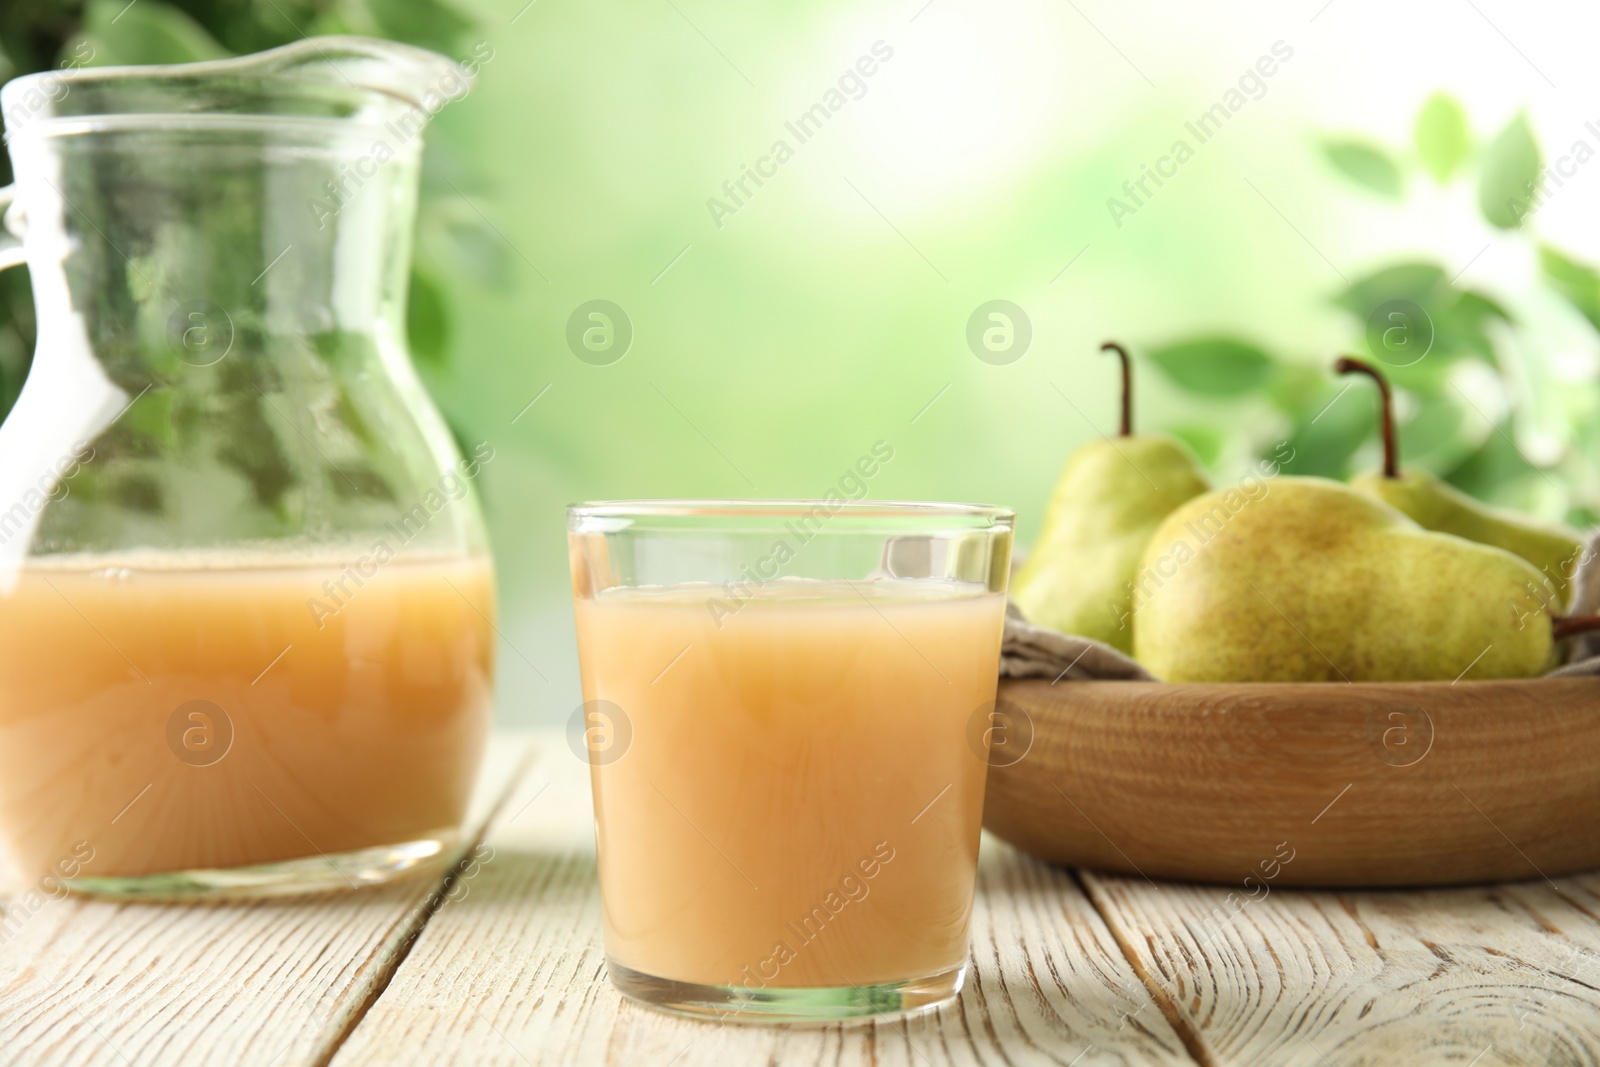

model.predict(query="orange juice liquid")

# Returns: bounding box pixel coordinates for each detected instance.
[573,579,1004,989]
[0,552,494,882]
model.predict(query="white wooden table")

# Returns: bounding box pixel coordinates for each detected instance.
[4,731,1598,1065]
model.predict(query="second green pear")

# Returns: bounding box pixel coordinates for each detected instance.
[1012,343,1210,651]
[1132,476,1559,683]
[1337,357,1584,605]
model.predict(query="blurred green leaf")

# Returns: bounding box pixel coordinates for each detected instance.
[1335,262,1448,315]
[215,372,295,512]
[407,268,450,367]
[80,0,229,66]
[1397,391,1481,473]
[1431,291,1509,365]
[417,189,513,289]
[0,0,487,435]
[1146,337,1275,397]
[1478,112,1541,229]
[1332,261,1506,370]
[1264,362,1327,416]
[0,265,34,423]
[109,473,163,513]
[1165,424,1224,468]
[360,0,474,52]
[1375,353,1463,396]
[0,332,27,420]
[1455,290,1512,322]
[1443,428,1549,510]
[1540,244,1600,334]
[123,388,175,448]
[1415,94,1471,183]
[1273,382,1372,478]
[444,416,483,488]
[443,216,513,288]
[1322,139,1403,198]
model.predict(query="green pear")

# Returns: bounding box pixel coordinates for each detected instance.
[1013,342,1210,651]
[1336,357,1583,605]
[1132,476,1564,682]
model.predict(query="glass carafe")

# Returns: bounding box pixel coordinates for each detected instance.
[0,39,494,899]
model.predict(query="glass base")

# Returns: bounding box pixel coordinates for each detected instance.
[61,833,457,902]
[607,959,966,1024]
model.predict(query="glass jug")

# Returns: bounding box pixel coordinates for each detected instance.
[0,39,494,899]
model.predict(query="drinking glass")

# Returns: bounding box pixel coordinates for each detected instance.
[567,500,1013,1021]
[0,39,493,899]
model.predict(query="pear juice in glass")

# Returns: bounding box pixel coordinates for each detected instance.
[568,500,1013,1021]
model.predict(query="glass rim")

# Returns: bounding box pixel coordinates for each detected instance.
[568,499,1014,528]
[5,114,414,141]
[0,36,464,136]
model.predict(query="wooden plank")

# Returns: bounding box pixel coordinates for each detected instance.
[1083,869,1600,1066]
[0,734,533,1067]
[331,734,1195,1067]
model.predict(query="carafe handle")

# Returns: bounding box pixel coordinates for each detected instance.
[0,185,24,270]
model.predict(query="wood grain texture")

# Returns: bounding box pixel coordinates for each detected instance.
[1084,869,1600,1066]
[987,677,1600,886]
[329,736,1195,1067]
[0,736,532,1067]
[12,728,1600,1066]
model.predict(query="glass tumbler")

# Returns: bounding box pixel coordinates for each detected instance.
[567,500,1013,1022]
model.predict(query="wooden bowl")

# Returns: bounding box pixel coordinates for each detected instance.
[984,677,1600,887]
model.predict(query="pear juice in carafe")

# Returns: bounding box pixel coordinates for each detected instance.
[0,39,494,898]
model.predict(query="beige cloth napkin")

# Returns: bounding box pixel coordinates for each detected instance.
[1000,602,1153,681]
[1549,530,1600,676]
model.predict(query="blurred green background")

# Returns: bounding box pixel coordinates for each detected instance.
[3,0,1599,724]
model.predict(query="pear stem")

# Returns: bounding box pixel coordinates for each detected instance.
[1102,341,1132,437]
[1334,356,1400,479]
[1552,615,1600,641]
